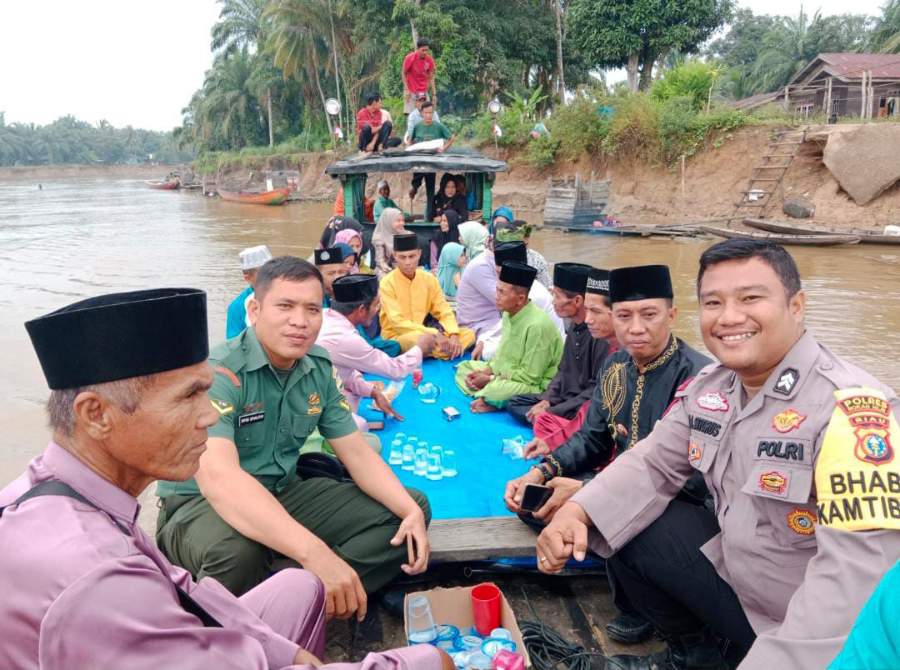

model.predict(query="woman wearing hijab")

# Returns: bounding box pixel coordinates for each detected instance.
[335,228,373,274]
[318,215,364,251]
[431,174,468,222]
[437,242,467,300]
[430,209,460,269]
[371,207,408,279]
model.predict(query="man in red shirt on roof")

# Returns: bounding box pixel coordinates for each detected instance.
[356,93,400,153]
[402,38,436,115]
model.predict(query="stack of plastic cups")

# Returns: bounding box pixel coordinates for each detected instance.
[426,451,442,481]
[413,447,428,476]
[401,444,415,471]
[388,439,404,465]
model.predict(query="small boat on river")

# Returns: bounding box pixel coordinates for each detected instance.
[217,187,291,206]
[146,179,180,190]
[743,218,900,245]
[699,225,860,246]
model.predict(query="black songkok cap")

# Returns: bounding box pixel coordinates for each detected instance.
[499,261,537,291]
[609,265,673,304]
[333,274,378,303]
[553,263,592,295]
[586,268,610,295]
[493,241,527,266]
[314,246,346,265]
[394,233,419,252]
[26,288,209,390]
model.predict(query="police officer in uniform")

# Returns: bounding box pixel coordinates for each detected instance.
[156,257,431,622]
[504,264,710,645]
[537,240,900,669]
[0,288,449,669]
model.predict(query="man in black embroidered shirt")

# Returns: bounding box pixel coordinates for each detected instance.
[503,264,710,645]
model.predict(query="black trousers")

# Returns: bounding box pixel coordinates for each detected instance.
[358,122,400,151]
[506,393,542,425]
[607,500,757,659]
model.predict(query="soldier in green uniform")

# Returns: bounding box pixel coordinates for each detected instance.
[156,256,431,622]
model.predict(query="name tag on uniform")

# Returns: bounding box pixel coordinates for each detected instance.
[238,411,265,427]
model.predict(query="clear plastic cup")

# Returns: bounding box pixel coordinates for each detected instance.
[417,440,429,451]
[401,444,415,471]
[388,440,403,466]
[395,432,407,443]
[405,594,437,644]
[426,452,443,480]
[430,444,444,459]
[442,450,458,477]
[413,448,428,476]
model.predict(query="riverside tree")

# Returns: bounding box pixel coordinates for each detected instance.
[567,0,733,91]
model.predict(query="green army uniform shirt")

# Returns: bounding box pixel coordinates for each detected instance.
[157,327,357,497]
[411,120,452,143]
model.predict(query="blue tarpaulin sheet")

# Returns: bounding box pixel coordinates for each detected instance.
[359,357,539,520]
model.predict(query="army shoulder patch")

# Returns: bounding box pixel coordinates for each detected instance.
[211,399,234,416]
[815,387,900,532]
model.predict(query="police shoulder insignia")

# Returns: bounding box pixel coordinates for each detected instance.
[772,408,806,434]
[688,442,703,465]
[787,508,816,536]
[815,387,900,532]
[211,399,234,416]
[759,470,788,496]
[774,368,800,396]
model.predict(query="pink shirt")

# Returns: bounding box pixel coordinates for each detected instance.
[318,309,422,406]
[0,443,440,670]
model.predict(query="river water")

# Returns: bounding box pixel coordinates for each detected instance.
[3,176,900,484]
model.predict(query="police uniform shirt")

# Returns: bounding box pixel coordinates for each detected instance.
[158,327,357,497]
[547,336,710,476]
[571,331,900,669]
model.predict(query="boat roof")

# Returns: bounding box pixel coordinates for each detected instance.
[325,146,507,176]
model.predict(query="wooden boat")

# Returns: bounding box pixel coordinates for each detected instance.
[743,218,900,245]
[217,187,291,206]
[699,226,860,246]
[146,179,180,190]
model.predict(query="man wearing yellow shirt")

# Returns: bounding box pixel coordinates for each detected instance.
[379,233,476,359]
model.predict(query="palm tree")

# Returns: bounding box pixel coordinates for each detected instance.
[870,0,900,52]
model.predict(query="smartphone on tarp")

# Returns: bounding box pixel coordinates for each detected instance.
[520,483,553,513]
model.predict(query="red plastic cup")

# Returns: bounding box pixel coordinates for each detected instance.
[471,582,501,636]
[412,369,423,389]
[493,651,525,670]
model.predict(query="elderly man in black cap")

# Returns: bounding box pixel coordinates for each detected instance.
[0,288,450,669]
[315,246,351,307]
[504,264,710,645]
[455,261,564,413]
[506,263,614,436]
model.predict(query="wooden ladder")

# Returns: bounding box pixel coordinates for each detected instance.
[732,127,807,220]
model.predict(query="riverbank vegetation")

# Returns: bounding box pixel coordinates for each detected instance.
[0,114,192,167]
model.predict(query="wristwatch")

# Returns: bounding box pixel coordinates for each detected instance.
[534,462,556,483]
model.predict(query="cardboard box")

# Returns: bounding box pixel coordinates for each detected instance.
[403,584,532,667]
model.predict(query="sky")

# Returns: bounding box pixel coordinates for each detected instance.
[0,0,889,132]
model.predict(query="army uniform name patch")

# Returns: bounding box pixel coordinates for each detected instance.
[238,411,265,427]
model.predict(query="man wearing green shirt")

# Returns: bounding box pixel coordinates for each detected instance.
[455,260,563,413]
[156,256,430,622]
[410,101,455,151]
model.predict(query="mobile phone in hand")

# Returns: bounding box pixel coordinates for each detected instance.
[520,483,553,513]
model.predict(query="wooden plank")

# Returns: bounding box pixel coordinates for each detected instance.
[428,516,538,562]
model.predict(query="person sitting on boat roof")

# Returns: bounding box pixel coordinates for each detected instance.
[409,101,454,153]
[356,93,401,154]
[372,207,409,279]
[379,233,476,360]
[402,38,436,115]
[494,218,552,289]
[314,246,351,308]
[460,240,564,362]
[431,173,468,223]
[455,261,563,414]
[226,244,272,339]
[403,93,440,145]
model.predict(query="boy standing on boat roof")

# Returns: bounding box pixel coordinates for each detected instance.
[0,287,449,669]
[536,240,900,669]
[156,257,431,621]
[226,244,272,339]
[402,38,436,115]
